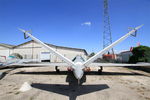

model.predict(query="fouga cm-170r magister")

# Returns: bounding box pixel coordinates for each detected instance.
[17,24,150,82]
[1,24,150,84]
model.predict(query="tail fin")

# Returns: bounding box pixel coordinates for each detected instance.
[83,24,144,66]
[19,28,75,67]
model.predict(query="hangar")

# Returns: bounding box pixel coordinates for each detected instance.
[0,40,88,62]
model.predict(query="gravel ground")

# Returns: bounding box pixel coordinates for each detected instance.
[0,66,150,100]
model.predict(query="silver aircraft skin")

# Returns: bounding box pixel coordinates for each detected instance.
[18,24,150,81]
[1,24,150,82]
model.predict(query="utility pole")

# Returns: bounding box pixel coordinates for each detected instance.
[103,0,114,54]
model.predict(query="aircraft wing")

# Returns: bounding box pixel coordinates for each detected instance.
[0,58,69,68]
[88,63,150,67]
[8,62,69,67]
[0,57,69,67]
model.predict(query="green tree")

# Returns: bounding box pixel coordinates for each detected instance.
[129,45,150,63]
[88,52,95,58]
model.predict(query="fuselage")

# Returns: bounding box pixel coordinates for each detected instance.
[71,56,85,80]
[19,25,143,81]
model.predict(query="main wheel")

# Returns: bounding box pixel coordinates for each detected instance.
[98,66,103,74]
[55,66,60,73]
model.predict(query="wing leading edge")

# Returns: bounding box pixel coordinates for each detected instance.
[88,63,150,67]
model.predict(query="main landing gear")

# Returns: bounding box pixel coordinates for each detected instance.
[98,66,103,74]
[55,66,60,73]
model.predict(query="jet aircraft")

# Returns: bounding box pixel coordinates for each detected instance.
[1,24,150,83]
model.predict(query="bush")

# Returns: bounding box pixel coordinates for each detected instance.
[129,45,150,63]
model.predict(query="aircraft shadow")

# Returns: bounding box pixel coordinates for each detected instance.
[15,70,147,76]
[15,71,68,75]
[31,72,109,100]
[85,71,148,76]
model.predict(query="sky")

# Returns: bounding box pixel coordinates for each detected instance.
[0,0,150,54]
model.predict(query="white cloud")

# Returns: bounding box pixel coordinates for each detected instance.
[81,22,91,26]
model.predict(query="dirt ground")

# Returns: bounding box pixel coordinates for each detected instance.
[0,66,150,100]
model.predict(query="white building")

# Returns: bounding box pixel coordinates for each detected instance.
[0,40,88,62]
[116,50,133,63]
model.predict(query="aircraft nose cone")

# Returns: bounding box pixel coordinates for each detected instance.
[73,62,84,80]
[73,68,83,80]
[76,73,82,80]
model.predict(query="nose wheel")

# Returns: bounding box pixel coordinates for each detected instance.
[55,66,60,73]
[98,66,103,74]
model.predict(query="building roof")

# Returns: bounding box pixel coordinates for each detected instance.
[120,50,132,54]
[0,43,15,48]
[14,40,88,55]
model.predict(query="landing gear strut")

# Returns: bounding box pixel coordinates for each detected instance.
[98,66,103,74]
[55,66,60,73]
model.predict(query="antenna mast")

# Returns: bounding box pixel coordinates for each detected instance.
[103,0,114,54]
